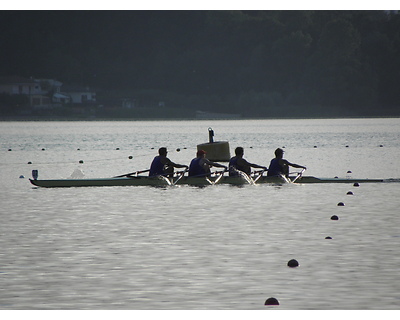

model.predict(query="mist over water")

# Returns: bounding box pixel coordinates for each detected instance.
[1,118,400,309]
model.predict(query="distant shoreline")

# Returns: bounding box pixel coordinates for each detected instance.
[1,115,399,121]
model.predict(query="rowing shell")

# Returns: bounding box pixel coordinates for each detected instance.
[29,175,390,188]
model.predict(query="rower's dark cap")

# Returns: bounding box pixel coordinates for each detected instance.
[275,148,284,156]
[197,149,207,156]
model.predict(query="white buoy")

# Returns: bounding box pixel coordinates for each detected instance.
[70,168,85,178]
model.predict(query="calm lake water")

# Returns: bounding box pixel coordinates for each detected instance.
[1,118,400,310]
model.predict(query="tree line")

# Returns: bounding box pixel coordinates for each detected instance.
[1,10,399,118]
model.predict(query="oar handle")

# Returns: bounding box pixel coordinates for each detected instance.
[174,168,189,176]
[252,169,266,175]
[289,169,306,175]
[136,169,151,175]
[213,168,228,175]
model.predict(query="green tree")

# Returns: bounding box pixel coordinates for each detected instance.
[305,18,362,107]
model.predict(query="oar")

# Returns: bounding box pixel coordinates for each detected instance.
[252,169,266,183]
[203,170,225,185]
[205,176,214,185]
[153,169,188,186]
[158,175,173,186]
[280,174,291,183]
[206,169,227,185]
[172,169,188,185]
[205,172,216,185]
[114,169,150,178]
[292,168,306,183]
[231,167,255,185]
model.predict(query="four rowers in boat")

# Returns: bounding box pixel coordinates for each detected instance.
[149,146,306,178]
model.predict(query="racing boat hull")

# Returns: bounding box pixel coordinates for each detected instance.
[29,175,387,188]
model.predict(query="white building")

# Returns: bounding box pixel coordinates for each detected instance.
[0,76,97,109]
[0,76,41,95]
[61,85,96,104]
[0,76,52,108]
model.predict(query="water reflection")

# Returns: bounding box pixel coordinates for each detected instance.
[1,119,400,309]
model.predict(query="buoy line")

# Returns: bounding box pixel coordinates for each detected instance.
[1,148,191,167]
[0,156,134,166]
